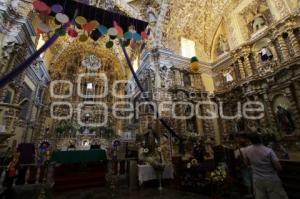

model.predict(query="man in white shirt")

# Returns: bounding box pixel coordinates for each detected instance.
[244,133,288,199]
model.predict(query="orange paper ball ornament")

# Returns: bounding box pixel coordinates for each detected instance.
[190,56,200,71]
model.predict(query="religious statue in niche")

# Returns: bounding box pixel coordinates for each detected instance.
[147,6,157,26]
[259,47,273,61]
[82,54,101,70]
[276,106,296,135]
[159,65,169,88]
[252,14,266,33]
[217,34,230,55]
[143,126,159,153]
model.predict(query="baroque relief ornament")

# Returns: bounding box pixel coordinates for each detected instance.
[82,54,102,70]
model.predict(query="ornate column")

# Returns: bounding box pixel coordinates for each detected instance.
[284,87,300,129]
[294,80,300,113]
[174,69,182,86]
[151,49,161,89]
[243,54,253,77]
[287,29,300,56]
[276,34,290,61]
[237,58,246,79]
[262,93,276,126]
[253,52,261,68]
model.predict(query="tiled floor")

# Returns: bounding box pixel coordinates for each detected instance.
[54,188,209,199]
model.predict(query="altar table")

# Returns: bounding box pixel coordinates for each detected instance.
[50,149,107,164]
[50,150,107,191]
[138,164,174,185]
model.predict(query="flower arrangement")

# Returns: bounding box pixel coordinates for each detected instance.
[187,158,199,169]
[209,166,227,183]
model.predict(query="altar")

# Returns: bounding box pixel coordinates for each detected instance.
[50,150,108,192]
[51,150,107,164]
[138,164,174,185]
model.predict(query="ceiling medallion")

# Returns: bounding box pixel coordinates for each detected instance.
[82,54,102,70]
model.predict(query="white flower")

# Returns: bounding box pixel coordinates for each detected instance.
[143,148,149,153]
[157,147,162,152]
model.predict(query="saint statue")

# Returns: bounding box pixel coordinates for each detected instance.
[259,47,273,61]
[252,15,266,32]
[218,34,229,54]
[144,126,159,152]
[147,6,157,26]
[276,106,295,135]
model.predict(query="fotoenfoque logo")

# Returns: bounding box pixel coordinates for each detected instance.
[50,73,265,127]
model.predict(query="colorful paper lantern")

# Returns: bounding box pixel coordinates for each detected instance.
[51,4,63,13]
[190,56,200,71]
[55,13,69,24]
[33,0,49,13]
[124,32,133,40]
[98,25,108,35]
[106,40,114,48]
[79,34,88,42]
[37,22,51,33]
[75,16,87,29]
[90,20,100,27]
[132,32,142,41]
[55,27,66,36]
[90,29,102,41]
[122,39,131,47]
[108,27,117,40]
[68,28,78,38]
[83,21,97,33]
[141,31,148,40]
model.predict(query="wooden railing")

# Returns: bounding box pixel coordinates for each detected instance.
[0,163,51,188]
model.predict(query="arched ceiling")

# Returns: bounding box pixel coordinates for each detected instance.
[164,0,236,60]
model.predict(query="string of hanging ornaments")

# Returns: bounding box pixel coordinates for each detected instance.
[33,0,149,49]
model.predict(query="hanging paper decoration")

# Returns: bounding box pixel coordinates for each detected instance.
[55,13,69,24]
[132,32,142,41]
[122,39,131,47]
[51,4,63,13]
[124,32,133,40]
[83,21,97,33]
[90,20,100,28]
[75,16,87,29]
[33,0,49,14]
[113,21,123,37]
[98,25,108,35]
[31,0,148,49]
[90,29,102,41]
[68,28,78,38]
[55,27,66,36]
[108,27,117,40]
[37,22,51,33]
[141,31,148,40]
[79,33,89,42]
[190,56,200,71]
[106,40,114,48]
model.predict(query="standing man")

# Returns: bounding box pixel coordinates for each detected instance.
[244,132,288,199]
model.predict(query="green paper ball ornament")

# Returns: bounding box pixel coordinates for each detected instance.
[55,27,66,36]
[191,56,199,63]
[106,41,114,48]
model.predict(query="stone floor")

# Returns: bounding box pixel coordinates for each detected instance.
[54,188,209,199]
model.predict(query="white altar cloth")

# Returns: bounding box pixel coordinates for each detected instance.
[137,164,174,185]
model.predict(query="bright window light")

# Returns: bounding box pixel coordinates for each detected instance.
[133,57,139,72]
[87,83,93,89]
[181,37,196,58]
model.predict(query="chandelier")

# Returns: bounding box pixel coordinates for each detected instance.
[82,54,102,70]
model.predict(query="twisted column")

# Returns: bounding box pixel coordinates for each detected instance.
[277,35,290,61]
[237,59,246,79]
[243,54,253,77]
[287,29,300,56]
